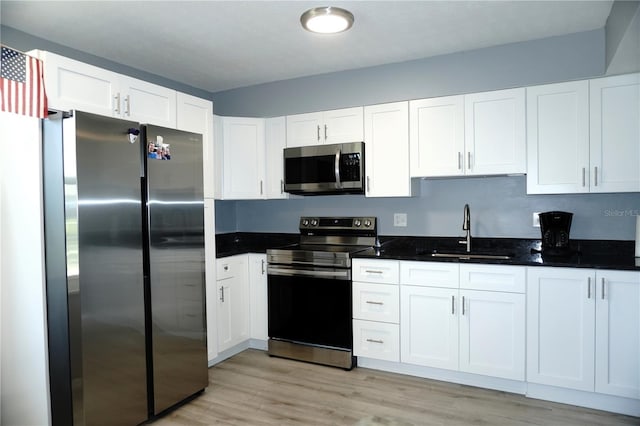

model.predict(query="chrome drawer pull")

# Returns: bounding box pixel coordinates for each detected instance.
[365,270,383,274]
[365,301,384,305]
[366,338,384,344]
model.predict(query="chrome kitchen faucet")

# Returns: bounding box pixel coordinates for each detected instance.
[459,204,472,252]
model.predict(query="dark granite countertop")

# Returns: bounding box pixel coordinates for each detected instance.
[355,236,640,271]
[216,232,298,258]
[215,232,639,271]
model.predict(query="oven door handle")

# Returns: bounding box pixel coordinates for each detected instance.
[268,266,350,280]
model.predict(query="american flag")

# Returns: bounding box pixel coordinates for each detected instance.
[1,46,48,118]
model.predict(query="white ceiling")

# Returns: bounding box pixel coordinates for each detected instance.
[1,1,614,93]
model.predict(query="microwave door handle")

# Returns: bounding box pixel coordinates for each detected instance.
[335,149,342,188]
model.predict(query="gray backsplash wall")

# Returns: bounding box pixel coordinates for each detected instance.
[217,177,638,240]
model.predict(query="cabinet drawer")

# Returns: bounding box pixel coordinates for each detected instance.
[460,264,525,293]
[352,259,399,284]
[216,256,245,280]
[353,319,399,362]
[353,282,399,323]
[400,261,459,288]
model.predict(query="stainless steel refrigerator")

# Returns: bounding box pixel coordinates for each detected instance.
[42,110,208,426]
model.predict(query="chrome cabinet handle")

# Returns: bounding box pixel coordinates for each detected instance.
[594,166,598,186]
[324,124,328,141]
[366,176,371,193]
[366,338,384,344]
[220,286,225,302]
[124,95,131,116]
[365,270,383,274]
[467,152,472,170]
[462,296,466,315]
[114,93,121,114]
[582,168,586,187]
[458,152,462,170]
[223,265,229,271]
[280,179,284,194]
[601,277,605,300]
[261,259,265,275]
[451,295,455,315]
[366,300,384,305]
[587,277,591,299]
[317,125,320,141]
[260,180,263,195]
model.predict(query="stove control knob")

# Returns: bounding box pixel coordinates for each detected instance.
[311,218,318,226]
[364,219,372,228]
[354,219,362,227]
[302,219,310,227]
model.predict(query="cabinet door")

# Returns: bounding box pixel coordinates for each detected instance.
[459,290,525,380]
[527,267,595,391]
[323,106,364,144]
[248,254,268,341]
[216,256,250,352]
[464,88,526,175]
[222,117,266,199]
[364,101,412,197]
[177,93,214,198]
[526,81,590,194]
[401,285,458,370]
[38,50,119,117]
[285,112,323,147]
[119,75,177,128]
[409,95,465,177]
[265,116,288,199]
[595,270,640,398]
[590,73,640,193]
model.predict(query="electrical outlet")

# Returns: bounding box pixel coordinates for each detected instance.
[533,212,540,227]
[394,213,407,227]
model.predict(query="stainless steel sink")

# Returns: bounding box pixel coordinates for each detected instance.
[418,248,513,260]
[430,251,512,260]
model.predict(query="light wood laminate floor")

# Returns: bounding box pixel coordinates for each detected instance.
[150,349,638,425]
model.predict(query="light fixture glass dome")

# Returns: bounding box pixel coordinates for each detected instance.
[300,7,354,34]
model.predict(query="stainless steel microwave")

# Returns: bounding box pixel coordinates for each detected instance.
[283,142,365,195]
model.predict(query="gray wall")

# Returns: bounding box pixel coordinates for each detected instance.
[0,25,211,100]
[214,28,639,241]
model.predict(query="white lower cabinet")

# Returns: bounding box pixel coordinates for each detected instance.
[527,267,640,399]
[400,262,526,381]
[248,253,268,341]
[352,259,400,362]
[216,255,250,352]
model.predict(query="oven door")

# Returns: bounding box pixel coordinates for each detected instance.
[267,264,352,350]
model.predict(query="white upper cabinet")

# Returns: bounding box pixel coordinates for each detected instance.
[527,80,590,194]
[34,50,177,127]
[410,88,525,177]
[220,116,266,200]
[119,75,177,128]
[410,95,465,177]
[176,93,214,198]
[527,73,640,194]
[464,88,526,175]
[286,107,363,147]
[264,116,289,199]
[364,101,413,197]
[589,73,640,193]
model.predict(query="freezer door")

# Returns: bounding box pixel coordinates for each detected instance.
[70,111,147,426]
[144,125,208,414]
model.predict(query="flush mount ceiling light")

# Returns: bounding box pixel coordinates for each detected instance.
[300,6,354,34]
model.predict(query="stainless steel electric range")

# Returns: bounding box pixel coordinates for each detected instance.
[266,216,378,370]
